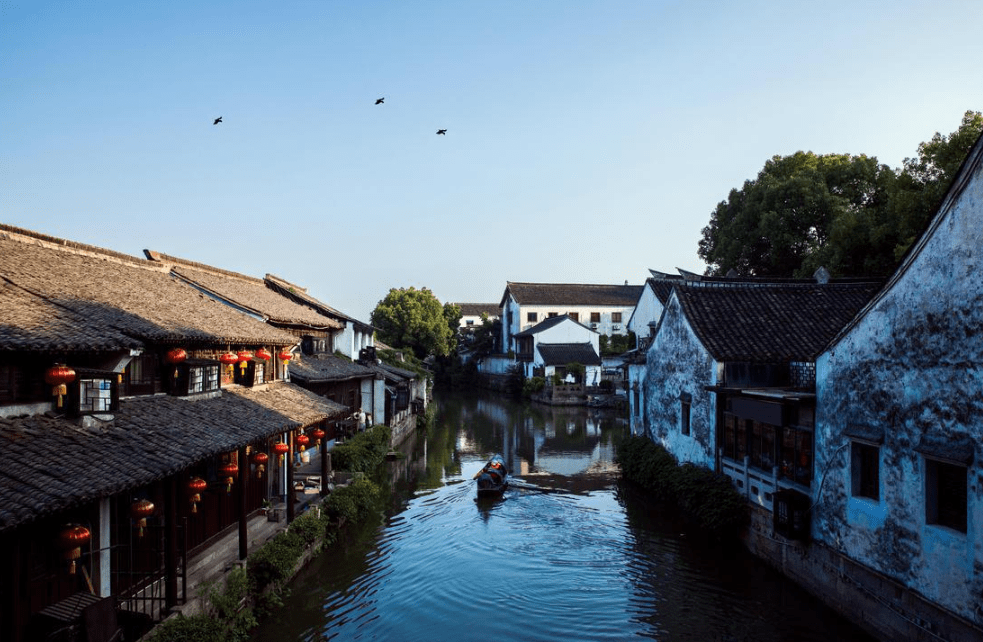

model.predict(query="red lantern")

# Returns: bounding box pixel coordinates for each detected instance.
[278,349,293,365]
[219,461,238,493]
[295,434,310,452]
[236,351,253,373]
[252,451,269,478]
[165,348,187,364]
[58,524,90,574]
[130,499,155,538]
[44,364,76,409]
[311,427,325,446]
[165,348,187,378]
[219,352,238,365]
[255,348,272,361]
[188,477,207,513]
[273,440,289,463]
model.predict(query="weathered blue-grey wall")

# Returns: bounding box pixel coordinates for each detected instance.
[643,295,716,467]
[815,146,983,625]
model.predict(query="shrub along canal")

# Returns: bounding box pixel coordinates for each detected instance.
[250,388,874,642]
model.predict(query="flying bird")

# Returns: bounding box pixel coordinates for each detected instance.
[213,116,222,125]
[436,129,447,135]
[375,97,384,105]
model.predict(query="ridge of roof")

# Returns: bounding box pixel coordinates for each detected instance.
[265,274,370,328]
[145,249,266,286]
[1,224,165,272]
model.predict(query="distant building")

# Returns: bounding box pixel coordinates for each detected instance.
[499,281,642,357]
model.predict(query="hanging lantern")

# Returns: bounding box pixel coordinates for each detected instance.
[295,433,310,452]
[273,440,290,463]
[219,461,238,494]
[311,427,325,447]
[58,524,90,575]
[252,451,269,478]
[236,351,253,373]
[219,352,238,365]
[44,364,76,409]
[188,477,207,513]
[255,348,272,361]
[130,499,155,538]
[277,349,293,365]
[165,348,187,378]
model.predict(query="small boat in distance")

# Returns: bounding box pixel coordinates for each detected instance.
[474,454,508,498]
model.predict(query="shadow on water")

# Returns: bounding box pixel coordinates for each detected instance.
[250,388,875,642]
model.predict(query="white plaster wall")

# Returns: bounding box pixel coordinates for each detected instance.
[816,148,983,624]
[533,319,599,348]
[515,304,635,335]
[628,286,664,345]
[643,294,716,469]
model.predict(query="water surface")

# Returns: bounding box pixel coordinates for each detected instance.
[251,389,874,641]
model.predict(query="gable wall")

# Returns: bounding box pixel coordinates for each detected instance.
[643,295,717,468]
[628,286,665,345]
[815,147,983,623]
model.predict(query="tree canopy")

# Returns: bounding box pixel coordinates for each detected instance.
[698,110,983,278]
[370,287,460,360]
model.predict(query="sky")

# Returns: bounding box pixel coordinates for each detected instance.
[3,1,982,323]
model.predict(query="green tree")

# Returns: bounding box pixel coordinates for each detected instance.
[370,287,457,359]
[885,110,983,262]
[698,111,983,279]
[698,152,895,277]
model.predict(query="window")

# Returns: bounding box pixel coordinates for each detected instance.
[779,426,813,485]
[925,458,967,532]
[851,442,880,500]
[188,364,220,394]
[680,399,691,436]
[749,421,777,471]
[612,312,622,323]
[527,312,538,323]
[569,312,579,322]
[548,312,558,318]
[79,377,115,413]
[124,355,159,396]
[590,312,600,323]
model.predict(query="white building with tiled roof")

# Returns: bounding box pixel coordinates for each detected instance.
[499,281,642,359]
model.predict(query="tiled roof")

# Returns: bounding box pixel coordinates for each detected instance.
[501,282,644,307]
[289,354,378,383]
[150,258,341,330]
[537,343,602,366]
[265,274,372,331]
[455,303,500,317]
[645,277,678,305]
[0,227,297,347]
[0,382,347,532]
[515,314,590,337]
[373,361,418,382]
[0,280,142,352]
[674,281,882,362]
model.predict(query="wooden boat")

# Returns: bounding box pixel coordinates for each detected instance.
[474,454,508,497]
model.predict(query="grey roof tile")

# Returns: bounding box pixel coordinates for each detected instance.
[675,281,882,362]
[0,228,298,347]
[0,382,347,532]
[503,282,644,307]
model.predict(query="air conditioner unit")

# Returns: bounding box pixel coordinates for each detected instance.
[590,323,597,329]
[612,324,621,331]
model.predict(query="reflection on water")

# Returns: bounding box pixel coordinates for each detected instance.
[250,388,874,642]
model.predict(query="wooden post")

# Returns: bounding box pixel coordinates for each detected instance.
[238,445,248,560]
[320,431,330,496]
[286,433,295,523]
[164,476,178,609]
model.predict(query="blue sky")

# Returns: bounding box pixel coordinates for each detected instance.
[3,1,982,322]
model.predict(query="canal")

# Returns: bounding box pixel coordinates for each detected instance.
[251,388,875,642]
